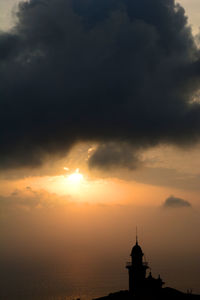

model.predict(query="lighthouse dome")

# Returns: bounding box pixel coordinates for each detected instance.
[131,241,143,257]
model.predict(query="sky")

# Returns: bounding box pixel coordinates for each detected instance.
[1,1,200,299]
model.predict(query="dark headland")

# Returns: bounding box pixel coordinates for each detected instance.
[93,238,200,300]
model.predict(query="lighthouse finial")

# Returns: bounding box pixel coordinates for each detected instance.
[136,226,138,244]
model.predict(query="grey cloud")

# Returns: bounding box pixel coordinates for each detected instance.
[0,188,70,210]
[163,195,191,208]
[88,142,142,170]
[1,0,200,170]
[123,167,200,191]
[93,164,200,191]
[0,193,40,209]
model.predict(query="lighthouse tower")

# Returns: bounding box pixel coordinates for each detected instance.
[126,236,149,295]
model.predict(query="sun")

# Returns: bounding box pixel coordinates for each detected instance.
[66,168,84,185]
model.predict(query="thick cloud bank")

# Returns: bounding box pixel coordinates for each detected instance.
[1,0,200,169]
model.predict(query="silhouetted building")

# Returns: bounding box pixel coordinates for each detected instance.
[94,236,200,300]
[126,236,164,295]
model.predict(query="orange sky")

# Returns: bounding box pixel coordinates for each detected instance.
[1,143,200,298]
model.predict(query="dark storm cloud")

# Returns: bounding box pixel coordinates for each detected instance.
[1,0,200,170]
[163,195,191,208]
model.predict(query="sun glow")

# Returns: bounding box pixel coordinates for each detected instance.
[66,168,84,185]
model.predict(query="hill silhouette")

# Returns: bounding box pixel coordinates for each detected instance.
[94,288,200,300]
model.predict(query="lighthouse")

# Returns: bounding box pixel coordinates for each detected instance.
[126,235,164,295]
[126,236,149,295]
